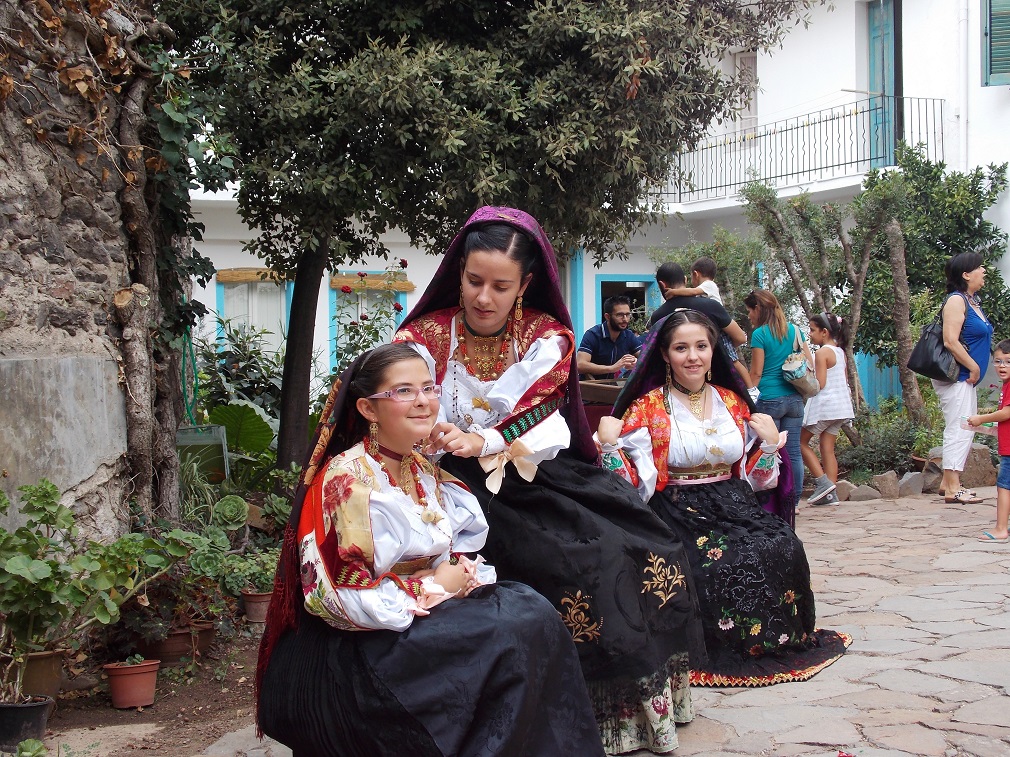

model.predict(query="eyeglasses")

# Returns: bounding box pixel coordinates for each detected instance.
[366,384,442,402]
[994,360,1010,367]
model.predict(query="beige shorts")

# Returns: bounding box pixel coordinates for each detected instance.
[803,419,847,436]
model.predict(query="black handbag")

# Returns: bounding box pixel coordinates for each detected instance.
[907,308,960,383]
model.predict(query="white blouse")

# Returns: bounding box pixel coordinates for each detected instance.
[410,314,571,465]
[602,387,776,502]
[301,452,496,632]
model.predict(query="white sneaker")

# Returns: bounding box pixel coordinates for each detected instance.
[747,386,761,402]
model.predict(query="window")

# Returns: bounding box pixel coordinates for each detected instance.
[329,271,413,371]
[734,51,758,133]
[984,0,1010,86]
[216,269,289,354]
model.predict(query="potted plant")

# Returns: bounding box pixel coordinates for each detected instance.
[0,480,197,749]
[103,653,160,709]
[110,527,235,666]
[221,548,280,623]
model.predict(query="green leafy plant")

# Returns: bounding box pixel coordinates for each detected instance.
[211,495,249,531]
[0,480,200,703]
[197,318,285,419]
[123,653,146,666]
[221,548,280,596]
[332,262,408,378]
[836,399,917,477]
[15,740,47,757]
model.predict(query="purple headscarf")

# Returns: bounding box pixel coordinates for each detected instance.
[401,206,598,463]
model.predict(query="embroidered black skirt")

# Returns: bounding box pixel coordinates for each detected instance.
[650,477,848,686]
[441,452,706,682]
[258,582,603,757]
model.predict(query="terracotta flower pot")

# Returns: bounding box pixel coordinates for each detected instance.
[241,590,273,623]
[104,659,160,709]
[21,649,64,700]
[136,621,216,666]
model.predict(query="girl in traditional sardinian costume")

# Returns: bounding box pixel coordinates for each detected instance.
[257,343,603,757]
[394,206,705,755]
[597,310,850,686]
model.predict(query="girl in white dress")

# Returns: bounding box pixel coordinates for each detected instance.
[801,313,855,505]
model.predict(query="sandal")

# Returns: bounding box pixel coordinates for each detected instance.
[946,488,984,504]
[977,531,1009,543]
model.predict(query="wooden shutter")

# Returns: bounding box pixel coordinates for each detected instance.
[984,0,1010,86]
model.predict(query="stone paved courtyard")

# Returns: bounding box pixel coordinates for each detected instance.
[52,488,1010,756]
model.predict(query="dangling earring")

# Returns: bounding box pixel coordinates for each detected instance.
[706,369,712,381]
[665,363,673,385]
[459,290,464,309]
[514,295,523,322]
[366,421,379,457]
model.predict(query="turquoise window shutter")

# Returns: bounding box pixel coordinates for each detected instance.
[984,0,1010,86]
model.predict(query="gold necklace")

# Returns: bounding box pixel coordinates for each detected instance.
[668,377,706,419]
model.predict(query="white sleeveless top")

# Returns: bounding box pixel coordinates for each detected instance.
[803,346,855,425]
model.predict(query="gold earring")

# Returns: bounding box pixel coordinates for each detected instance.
[459,290,464,309]
[707,369,712,381]
[514,295,523,322]
[366,421,379,457]
[665,363,673,385]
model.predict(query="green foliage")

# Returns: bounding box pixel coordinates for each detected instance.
[15,740,47,757]
[333,263,408,378]
[211,496,249,531]
[0,481,201,702]
[197,319,286,419]
[261,493,292,534]
[124,653,146,666]
[855,144,1010,364]
[165,0,821,268]
[836,399,917,476]
[221,548,280,596]
[209,403,274,456]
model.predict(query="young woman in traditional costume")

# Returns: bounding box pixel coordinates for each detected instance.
[257,343,603,756]
[597,310,849,686]
[394,207,705,754]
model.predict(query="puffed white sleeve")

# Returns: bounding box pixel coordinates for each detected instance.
[598,427,657,501]
[484,334,571,464]
[303,490,447,631]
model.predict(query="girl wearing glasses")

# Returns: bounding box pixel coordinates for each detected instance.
[257,343,603,756]
[800,313,855,506]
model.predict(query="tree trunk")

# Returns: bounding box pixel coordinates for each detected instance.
[884,219,926,424]
[277,239,330,470]
[113,284,156,522]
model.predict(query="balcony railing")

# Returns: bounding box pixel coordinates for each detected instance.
[660,95,945,203]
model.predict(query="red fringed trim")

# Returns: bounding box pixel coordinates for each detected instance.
[255,522,302,737]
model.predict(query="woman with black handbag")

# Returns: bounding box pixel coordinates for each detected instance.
[933,252,993,504]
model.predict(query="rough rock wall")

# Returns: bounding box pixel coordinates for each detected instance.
[0,0,133,537]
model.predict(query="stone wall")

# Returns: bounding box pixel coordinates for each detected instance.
[0,0,132,537]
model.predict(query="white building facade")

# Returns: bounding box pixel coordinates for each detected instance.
[192,0,1010,375]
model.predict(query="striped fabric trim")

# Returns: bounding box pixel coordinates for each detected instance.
[500,398,562,443]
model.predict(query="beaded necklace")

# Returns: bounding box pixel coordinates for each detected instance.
[456,315,510,381]
[372,442,444,524]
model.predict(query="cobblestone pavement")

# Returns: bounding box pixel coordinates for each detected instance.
[196,488,1008,755]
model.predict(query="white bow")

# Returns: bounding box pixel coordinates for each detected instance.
[479,439,538,494]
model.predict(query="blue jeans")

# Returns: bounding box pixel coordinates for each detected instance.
[757,393,806,505]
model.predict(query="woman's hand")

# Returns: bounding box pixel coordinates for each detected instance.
[967,363,981,386]
[749,413,781,447]
[597,415,624,446]
[432,560,469,595]
[425,422,484,457]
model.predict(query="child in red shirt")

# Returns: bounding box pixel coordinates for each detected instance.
[967,338,1010,542]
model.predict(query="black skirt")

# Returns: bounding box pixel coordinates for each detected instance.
[650,477,848,685]
[258,582,603,757]
[441,452,706,682]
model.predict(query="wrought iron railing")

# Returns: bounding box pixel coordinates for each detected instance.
[660,95,945,203]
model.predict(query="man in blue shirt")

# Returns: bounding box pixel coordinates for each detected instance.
[578,296,643,379]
